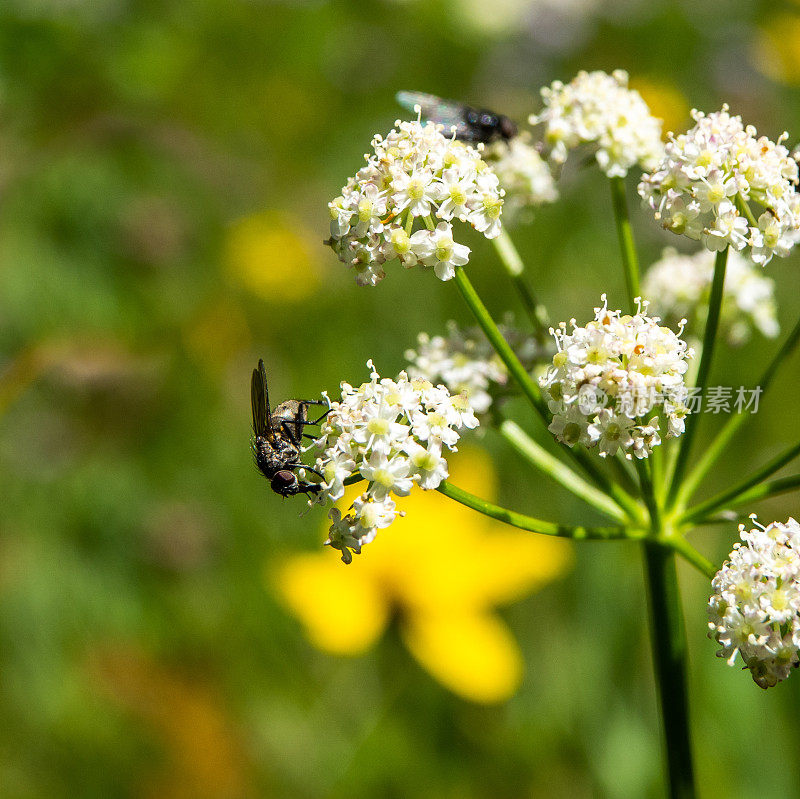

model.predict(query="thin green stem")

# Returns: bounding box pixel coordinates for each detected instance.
[609,176,640,311]
[500,419,628,522]
[680,440,800,525]
[641,542,697,799]
[662,534,717,579]
[491,230,550,339]
[676,311,800,507]
[436,480,642,540]
[610,176,697,798]
[735,193,758,227]
[452,266,548,417]
[636,458,661,530]
[452,266,643,521]
[681,474,800,526]
[667,247,729,508]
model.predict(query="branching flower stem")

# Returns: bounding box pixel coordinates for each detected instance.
[499,419,628,523]
[666,246,729,507]
[609,176,641,306]
[609,175,697,799]
[436,480,640,540]
[673,311,800,510]
[679,440,800,525]
[452,265,643,523]
[681,473,800,527]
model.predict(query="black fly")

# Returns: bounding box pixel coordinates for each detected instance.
[396,90,517,145]
[251,359,327,497]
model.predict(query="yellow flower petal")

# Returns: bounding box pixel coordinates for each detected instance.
[274,554,389,655]
[752,15,800,86]
[225,210,320,302]
[401,612,523,704]
[628,77,689,138]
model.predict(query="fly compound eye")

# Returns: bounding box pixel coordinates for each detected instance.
[271,470,298,494]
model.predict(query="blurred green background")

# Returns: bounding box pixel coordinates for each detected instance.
[2,1,800,797]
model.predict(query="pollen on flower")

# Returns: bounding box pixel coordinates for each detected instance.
[708,517,800,688]
[325,118,504,285]
[638,106,800,264]
[530,69,664,178]
[539,296,693,459]
[642,246,779,346]
[312,362,479,562]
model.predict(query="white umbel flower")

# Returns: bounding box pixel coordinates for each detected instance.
[642,246,780,346]
[540,296,693,459]
[483,132,559,223]
[639,106,800,264]
[708,517,800,688]
[313,362,478,562]
[405,319,547,415]
[530,69,664,178]
[326,118,504,284]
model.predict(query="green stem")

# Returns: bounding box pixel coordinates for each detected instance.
[452,266,549,417]
[436,480,641,540]
[681,473,800,526]
[636,458,661,530]
[452,266,642,521]
[609,176,641,311]
[491,230,550,339]
[662,534,717,579]
[610,176,697,798]
[641,542,697,799]
[680,440,800,525]
[675,311,800,508]
[735,193,758,227]
[500,419,628,522]
[667,247,729,507]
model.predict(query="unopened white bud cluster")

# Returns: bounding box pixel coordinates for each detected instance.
[326,119,504,286]
[530,69,664,178]
[405,319,547,415]
[483,132,558,223]
[642,246,779,346]
[313,363,478,563]
[539,297,693,459]
[639,106,800,264]
[708,517,800,688]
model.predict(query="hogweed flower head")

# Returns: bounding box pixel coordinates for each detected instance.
[313,362,478,562]
[642,246,779,346]
[530,69,664,178]
[326,117,504,285]
[639,105,800,264]
[708,516,800,688]
[483,132,558,223]
[405,318,548,415]
[539,296,693,459]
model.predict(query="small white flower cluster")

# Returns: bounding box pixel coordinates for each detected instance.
[708,517,800,688]
[642,247,779,346]
[326,118,504,285]
[405,319,545,415]
[639,106,800,264]
[530,69,664,178]
[313,363,478,563]
[539,296,693,459]
[483,132,558,223]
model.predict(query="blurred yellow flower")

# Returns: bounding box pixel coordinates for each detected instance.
[224,210,321,302]
[629,77,690,138]
[752,14,800,86]
[274,446,573,703]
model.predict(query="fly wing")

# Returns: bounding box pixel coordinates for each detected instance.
[395,91,470,139]
[251,359,273,439]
